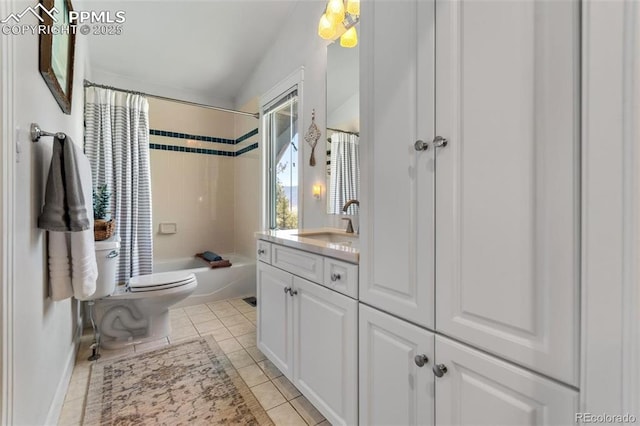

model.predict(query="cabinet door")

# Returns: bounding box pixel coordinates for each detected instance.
[292,277,357,426]
[257,262,293,379]
[359,0,436,328]
[435,0,580,385]
[359,304,434,426]
[435,336,578,425]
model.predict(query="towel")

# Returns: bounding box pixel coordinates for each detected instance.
[38,135,90,232]
[44,140,98,300]
[202,251,222,262]
[47,232,73,301]
[70,151,98,299]
[208,259,232,269]
[195,253,232,269]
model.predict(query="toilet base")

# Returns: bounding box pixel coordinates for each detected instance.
[99,311,170,350]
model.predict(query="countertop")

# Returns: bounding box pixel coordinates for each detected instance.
[255,228,359,264]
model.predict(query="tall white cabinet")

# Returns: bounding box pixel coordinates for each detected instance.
[359,0,435,330]
[359,0,580,423]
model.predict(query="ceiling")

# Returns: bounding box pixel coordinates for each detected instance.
[81,1,299,105]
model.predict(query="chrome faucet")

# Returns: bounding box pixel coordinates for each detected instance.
[341,199,360,234]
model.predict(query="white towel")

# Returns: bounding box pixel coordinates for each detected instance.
[70,151,98,299]
[46,146,98,300]
[47,232,73,301]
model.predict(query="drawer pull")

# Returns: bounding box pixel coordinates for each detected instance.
[331,272,341,282]
[258,249,266,255]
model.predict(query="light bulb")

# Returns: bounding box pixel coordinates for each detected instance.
[340,26,358,48]
[326,0,345,25]
[318,13,336,40]
[346,0,360,16]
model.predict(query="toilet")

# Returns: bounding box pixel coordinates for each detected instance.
[84,238,197,349]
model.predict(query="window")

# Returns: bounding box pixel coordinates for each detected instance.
[263,89,299,230]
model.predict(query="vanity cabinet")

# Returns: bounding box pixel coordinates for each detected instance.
[256,262,294,378]
[256,241,358,426]
[360,0,580,422]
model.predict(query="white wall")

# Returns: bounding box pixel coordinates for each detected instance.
[236,0,333,229]
[91,68,235,110]
[8,2,90,422]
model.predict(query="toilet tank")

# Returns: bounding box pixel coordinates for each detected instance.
[91,238,120,300]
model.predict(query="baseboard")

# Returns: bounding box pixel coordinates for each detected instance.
[44,322,82,425]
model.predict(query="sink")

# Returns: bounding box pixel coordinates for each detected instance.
[293,231,359,249]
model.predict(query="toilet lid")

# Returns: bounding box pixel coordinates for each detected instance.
[128,271,196,293]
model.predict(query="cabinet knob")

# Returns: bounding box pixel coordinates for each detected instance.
[414,354,429,367]
[290,289,298,296]
[414,140,429,151]
[414,136,449,151]
[331,272,341,282]
[258,249,265,255]
[432,136,448,148]
[284,286,290,294]
[432,363,448,377]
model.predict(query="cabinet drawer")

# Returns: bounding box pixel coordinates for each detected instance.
[323,258,358,299]
[272,244,324,283]
[256,240,272,264]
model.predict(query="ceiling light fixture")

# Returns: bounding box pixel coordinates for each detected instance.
[318,0,359,48]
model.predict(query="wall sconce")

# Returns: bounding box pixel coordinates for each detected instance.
[318,0,360,48]
[313,184,322,199]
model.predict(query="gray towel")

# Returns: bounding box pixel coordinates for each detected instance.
[38,135,91,232]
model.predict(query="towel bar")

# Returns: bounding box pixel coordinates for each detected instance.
[31,123,66,142]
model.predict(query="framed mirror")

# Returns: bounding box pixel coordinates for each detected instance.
[325,38,360,215]
[39,0,76,114]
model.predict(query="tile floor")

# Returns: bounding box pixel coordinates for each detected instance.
[58,298,330,426]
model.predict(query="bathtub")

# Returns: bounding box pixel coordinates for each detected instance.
[154,253,256,307]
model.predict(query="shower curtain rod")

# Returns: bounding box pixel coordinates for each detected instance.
[327,127,360,136]
[83,80,260,119]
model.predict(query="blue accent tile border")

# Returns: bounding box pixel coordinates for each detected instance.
[149,127,259,157]
[235,128,259,143]
[149,142,258,157]
[149,129,236,145]
[236,142,259,156]
[149,127,258,145]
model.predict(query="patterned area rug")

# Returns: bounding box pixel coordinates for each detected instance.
[83,336,274,425]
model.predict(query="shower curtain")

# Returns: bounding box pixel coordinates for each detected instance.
[84,87,153,283]
[329,132,360,214]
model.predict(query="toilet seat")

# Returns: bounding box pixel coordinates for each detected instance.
[128,271,196,293]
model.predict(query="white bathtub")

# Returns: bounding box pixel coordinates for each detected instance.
[154,253,256,307]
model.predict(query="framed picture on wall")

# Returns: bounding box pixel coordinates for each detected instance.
[39,0,76,114]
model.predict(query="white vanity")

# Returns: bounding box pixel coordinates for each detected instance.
[255,229,359,426]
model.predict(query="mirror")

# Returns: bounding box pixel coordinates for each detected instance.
[39,0,76,114]
[325,38,359,215]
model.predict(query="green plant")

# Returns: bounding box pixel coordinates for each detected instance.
[93,184,111,220]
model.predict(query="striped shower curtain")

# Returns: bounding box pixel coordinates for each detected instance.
[329,132,360,214]
[84,87,153,283]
